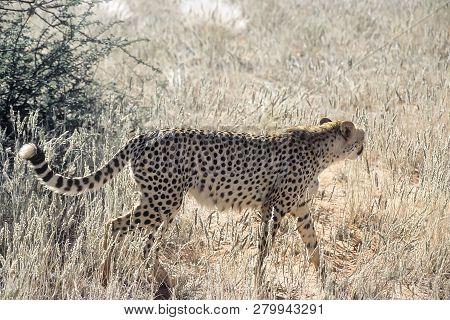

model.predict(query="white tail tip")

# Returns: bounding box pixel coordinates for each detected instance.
[19,144,37,160]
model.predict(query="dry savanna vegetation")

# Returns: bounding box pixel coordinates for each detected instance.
[0,0,449,299]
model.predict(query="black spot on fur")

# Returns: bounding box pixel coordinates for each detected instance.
[35,163,48,175]
[42,171,53,182]
[56,176,63,188]
[29,148,45,165]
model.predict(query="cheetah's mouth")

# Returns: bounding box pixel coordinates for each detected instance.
[356,146,364,156]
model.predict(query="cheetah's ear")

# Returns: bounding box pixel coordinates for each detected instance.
[319,118,332,125]
[340,121,355,139]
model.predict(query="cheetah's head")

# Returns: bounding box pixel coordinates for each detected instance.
[319,117,365,162]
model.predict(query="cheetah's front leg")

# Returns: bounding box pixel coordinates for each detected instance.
[255,205,284,286]
[291,203,321,271]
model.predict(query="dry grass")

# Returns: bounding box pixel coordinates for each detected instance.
[0,0,449,299]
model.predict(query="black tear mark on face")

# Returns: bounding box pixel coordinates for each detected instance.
[357,146,364,156]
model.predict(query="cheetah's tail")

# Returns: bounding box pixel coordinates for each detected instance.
[19,136,144,196]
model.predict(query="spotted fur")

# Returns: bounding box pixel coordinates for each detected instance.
[20,118,365,287]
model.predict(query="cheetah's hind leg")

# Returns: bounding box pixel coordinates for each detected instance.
[142,220,174,290]
[101,220,112,287]
[100,211,134,286]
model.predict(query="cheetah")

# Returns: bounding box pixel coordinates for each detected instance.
[19,118,365,288]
